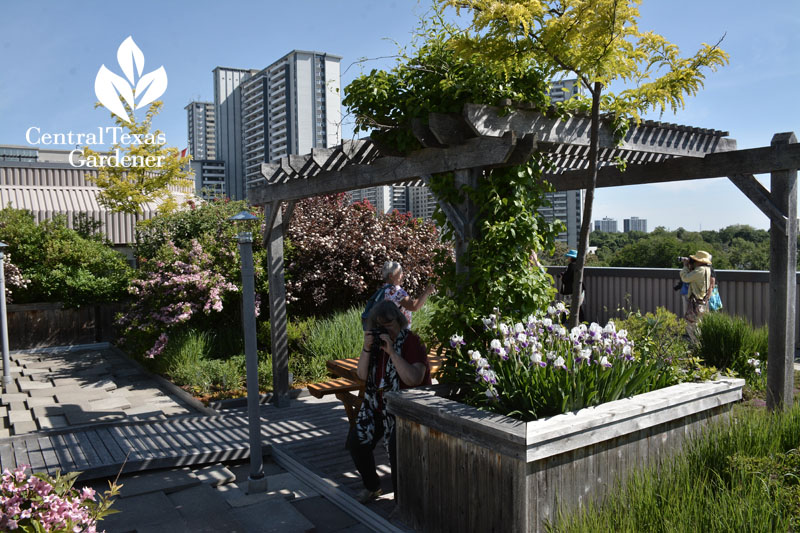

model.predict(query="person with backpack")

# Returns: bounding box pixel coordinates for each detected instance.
[362,261,434,330]
[680,250,713,343]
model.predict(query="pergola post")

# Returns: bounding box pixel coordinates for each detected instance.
[265,201,290,407]
[767,132,798,411]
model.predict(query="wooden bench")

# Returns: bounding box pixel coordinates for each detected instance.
[308,348,447,426]
[307,377,363,425]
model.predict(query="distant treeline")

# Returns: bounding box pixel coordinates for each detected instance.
[543,225,781,270]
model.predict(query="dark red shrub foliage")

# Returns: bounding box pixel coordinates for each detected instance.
[285,194,450,315]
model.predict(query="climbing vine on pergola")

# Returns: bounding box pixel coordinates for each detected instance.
[247,101,800,412]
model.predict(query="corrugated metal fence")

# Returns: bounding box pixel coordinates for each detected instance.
[547,266,788,342]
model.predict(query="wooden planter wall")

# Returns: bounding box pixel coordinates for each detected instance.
[387,378,744,533]
[6,302,124,350]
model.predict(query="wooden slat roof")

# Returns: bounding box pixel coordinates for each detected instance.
[247,103,737,206]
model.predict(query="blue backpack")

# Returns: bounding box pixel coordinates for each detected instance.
[361,284,389,329]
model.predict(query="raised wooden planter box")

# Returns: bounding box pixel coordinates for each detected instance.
[387,378,744,532]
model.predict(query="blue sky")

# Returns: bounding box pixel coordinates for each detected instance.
[1,0,798,232]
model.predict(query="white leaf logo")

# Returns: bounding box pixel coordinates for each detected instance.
[94,36,168,123]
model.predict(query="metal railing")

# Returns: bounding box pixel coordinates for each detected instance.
[546,266,791,343]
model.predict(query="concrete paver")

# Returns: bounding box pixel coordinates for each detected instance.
[25,396,56,407]
[118,467,201,498]
[100,491,184,532]
[290,496,362,533]
[17,380,53,391]
[11,421,37,434]
[230,497,316,533]
[37,415,68,429]
[194,464,237,487]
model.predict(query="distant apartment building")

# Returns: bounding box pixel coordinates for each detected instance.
[213,67,258,201]
[213,51,341,201]
[549,79,581,102]
[406,186,437,220]
[538,189,584,249]
[190,159,226,200]
[539,78,584,249]
[624,216,648,233]
[185,101,216,160]
[350,185,392,214]
[595,217,619,233]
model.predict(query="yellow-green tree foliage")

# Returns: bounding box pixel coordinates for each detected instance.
[441,0,729,326]
[443,0,728,120]
[84,100,193,215]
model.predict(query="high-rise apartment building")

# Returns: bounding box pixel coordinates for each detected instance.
[350,186,392,214]
[595,217,619,233]
[538,189,584,249]
[213,67,257,200]
[540,78,584,249]
[190,159,226,200]
[624,216,648,233]
[240,51,342,186]
[407,186,437,220]
[185,102,216,160]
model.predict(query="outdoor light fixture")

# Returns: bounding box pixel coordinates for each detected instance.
[0,242,10,391]
[228,211,267,494]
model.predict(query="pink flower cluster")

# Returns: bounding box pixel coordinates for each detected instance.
[118,238,241,357]
[0,465,101,532]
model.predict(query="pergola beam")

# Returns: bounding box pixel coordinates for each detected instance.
[546,142,800,191]
[464,104,737,157]
[248,133,526,205]
[728,174,787,233]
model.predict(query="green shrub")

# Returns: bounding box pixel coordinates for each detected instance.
[288,307,364,383]
[615,307,715,383]
[410,301,438,348]
[551,403,800,532]
[0,208,132,306]
[696,312,768,385]
[258,351,273,391]
[156,329,213,376]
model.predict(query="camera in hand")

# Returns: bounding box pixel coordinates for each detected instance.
[370,327,389,356]
[677,256,690,265]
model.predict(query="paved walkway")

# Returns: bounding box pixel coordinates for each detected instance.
[0,344,194,436]
[0,344,410,532]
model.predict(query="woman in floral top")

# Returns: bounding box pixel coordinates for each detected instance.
[381,261,434,328]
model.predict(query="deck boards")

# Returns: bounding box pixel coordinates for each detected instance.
[0,395,389,500]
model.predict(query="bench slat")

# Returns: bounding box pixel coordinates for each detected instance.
[307,378,360,399]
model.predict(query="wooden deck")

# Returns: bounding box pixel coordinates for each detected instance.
[0,394,385,498]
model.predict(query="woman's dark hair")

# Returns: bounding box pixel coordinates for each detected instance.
[367,299,408,331]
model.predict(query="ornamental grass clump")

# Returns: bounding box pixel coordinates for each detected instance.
[449,306,677,421]
[0,465,118,532]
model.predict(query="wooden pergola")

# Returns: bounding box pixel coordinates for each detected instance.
[247,103,800,411]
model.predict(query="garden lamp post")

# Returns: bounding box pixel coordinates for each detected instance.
[0,242,10,391]
[228,211,266,493]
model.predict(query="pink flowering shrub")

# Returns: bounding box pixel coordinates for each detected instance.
[117,238,244,359]
[286,194,450,315]
[121,200,266,361]
[0,465,119,532]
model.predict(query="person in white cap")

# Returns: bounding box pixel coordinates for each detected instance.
[680,250,713,343]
